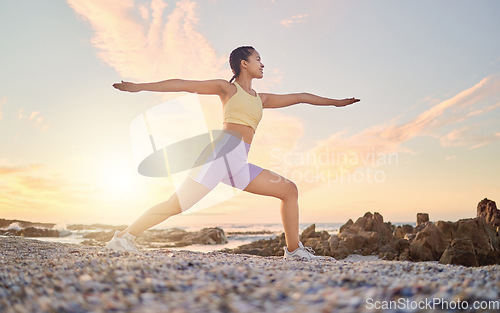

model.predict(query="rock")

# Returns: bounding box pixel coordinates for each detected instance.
[477,198,500,228]
[409,223,446,261]
[300,224,319,241]
[419,216,500,266]
[221,225,336,257]
[328,235,340,252]
[221,233,286,257]
[207,199,500,265]
[0,218,55,229]
[300,224,330,242]
[339,219,353,233]
[153,228,189,242]
[83,231,117,242]
[394,224,414,240]
[82,227,227,248]
[0,227,60,237]
[453,218,499,265]
[434,221,454,245]
[333,212,397,259]
[303,237,331,255]
[416,213,429,227]
[439,238,478,267]
[398,249,411,261]
[184,227,228,245]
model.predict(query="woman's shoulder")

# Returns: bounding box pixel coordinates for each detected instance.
[217,80,237,94]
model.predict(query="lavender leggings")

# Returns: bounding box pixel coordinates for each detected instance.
[188,130,264,191]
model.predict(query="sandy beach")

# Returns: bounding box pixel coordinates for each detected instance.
[1,236,499,313]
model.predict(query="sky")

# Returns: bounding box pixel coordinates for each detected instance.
[1,0,499,228]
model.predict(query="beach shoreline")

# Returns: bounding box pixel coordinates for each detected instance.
[1,236,499,313]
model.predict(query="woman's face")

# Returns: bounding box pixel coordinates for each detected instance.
[243,50,265,79]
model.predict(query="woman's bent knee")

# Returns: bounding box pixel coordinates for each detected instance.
[280,180,298,200]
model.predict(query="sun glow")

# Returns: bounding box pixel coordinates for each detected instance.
[96,159,137,196]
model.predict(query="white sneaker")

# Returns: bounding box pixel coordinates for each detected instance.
[284,242,335,261]
[105,230,140,253]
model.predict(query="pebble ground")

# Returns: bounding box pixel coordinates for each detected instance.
[1,237,499,313]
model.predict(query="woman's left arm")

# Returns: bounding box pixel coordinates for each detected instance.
[260,92,360,109]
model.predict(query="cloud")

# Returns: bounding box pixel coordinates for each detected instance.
[66,0,297,131]
[67,0,305,165]
[438,126,499,150]
[16,107,50,133]
[0,101,49,143]
[0,161,101,221]
[265,73,500,192]
[0,164,43,175]
[325,73,500,153]
[464,101,500,118]
[280,14,309,28]
[67,0,227,81]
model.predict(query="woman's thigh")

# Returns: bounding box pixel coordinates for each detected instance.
[169,176,213,213]
[243,169,298,200]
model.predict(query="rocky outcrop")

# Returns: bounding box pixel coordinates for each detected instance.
[407,199,500,266]
[0,227,60,237]
[477,198,500,228]
[435,217,500,266]
[409,223,446,261]
[0,218,55,229]
[393,224,414,240]
[416,213,429,226]
[184,227,228,245]
[222,198,500,267]
[300,224,332,256]
[222,214,409,261]
[82,227,228,248]
[221,233,286,257]
[332,212,407,260]
[439,238,478,267]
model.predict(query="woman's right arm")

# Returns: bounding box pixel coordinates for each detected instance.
[113,79,229,97]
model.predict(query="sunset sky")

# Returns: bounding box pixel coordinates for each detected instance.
[1,0,499,229]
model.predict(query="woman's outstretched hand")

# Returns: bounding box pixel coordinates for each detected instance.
[336,98,360,107]
[112,81,141,93]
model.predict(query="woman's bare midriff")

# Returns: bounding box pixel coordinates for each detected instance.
[223,122,255,145]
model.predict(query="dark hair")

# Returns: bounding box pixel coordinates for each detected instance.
[228,46,255,83]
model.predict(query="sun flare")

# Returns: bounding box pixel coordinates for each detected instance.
[97,160,137,195]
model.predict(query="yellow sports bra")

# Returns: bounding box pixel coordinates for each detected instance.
[223,81,263,131]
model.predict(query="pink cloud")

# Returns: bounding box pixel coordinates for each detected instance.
[438,126,498,150]
[67,0,227,81]
[280,14,309,28]
[29,111,40,120]
[67,0,305,164]
[265,73,500,191]
[15,107,49,133]
[317,73,500,154]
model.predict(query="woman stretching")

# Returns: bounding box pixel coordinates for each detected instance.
[107,46,360,260]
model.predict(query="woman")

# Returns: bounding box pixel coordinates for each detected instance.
[106,46,359,260]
